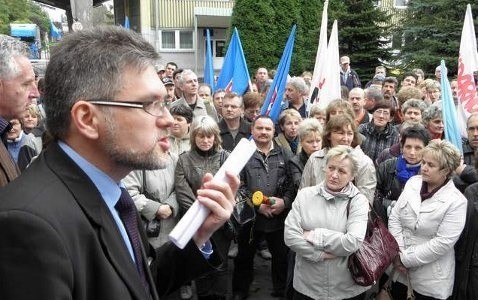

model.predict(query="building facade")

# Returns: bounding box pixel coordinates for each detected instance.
[116,0,234,78]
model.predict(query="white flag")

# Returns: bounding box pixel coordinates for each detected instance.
[457,4,478,136]
[317,20,341,109]
[307,0,329,105]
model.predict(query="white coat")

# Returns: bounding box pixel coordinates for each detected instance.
[388,176,467,299]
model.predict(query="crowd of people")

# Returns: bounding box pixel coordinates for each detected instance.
[1,26,478,300]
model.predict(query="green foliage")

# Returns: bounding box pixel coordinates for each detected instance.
[400,0,478,77]
[329,0,392,83]
[0,0,50,41]
[231,0,392,82]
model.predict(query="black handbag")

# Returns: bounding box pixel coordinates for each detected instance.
[346,200,400,286]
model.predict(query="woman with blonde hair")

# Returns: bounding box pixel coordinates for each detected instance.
[275,109,303,155]
[175,115,231,300]
[285,145,370,300]
[389,140,467,299]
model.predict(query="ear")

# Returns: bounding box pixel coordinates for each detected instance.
[69,100,101,140]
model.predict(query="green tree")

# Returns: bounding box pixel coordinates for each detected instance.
[231,0,392,81]
[400,0,478,77]
[230,0,278,75]
[329,0,392,83]
[0,0,50,38]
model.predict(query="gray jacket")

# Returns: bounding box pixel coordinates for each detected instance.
[123,152,178,249]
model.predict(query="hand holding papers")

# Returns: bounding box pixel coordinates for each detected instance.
[169,138,256,249]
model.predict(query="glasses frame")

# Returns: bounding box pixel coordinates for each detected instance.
[87,99,166,117]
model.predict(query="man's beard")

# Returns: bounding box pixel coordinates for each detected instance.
[103,121,169,171]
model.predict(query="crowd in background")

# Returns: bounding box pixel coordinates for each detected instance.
[2,30,478,300]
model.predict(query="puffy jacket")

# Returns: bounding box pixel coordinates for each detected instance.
[388,176,467,299]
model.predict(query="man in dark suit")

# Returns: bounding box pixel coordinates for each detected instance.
[0,27,239,300]
[0,34,40,186]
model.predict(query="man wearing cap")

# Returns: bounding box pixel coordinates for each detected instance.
[340,55,361,91]
[162,77,175,106]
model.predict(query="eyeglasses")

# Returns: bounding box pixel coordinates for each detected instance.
[374,109,390,116]
[87,99,167,117]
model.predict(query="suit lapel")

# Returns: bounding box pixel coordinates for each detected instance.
[44,144,152,299]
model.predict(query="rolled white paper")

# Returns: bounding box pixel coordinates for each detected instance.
[169,138,257,249]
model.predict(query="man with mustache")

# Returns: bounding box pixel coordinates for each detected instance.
[232,115,293,300]
[348,87,371,126]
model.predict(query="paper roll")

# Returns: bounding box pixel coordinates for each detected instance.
[169,138,257,249]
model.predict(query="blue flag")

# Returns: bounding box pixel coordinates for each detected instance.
[50,20,62,40]
[204,29,215,92]
[124,16,130,29]
[215,28,251,95]
[440,60,463,154]
[260,25,296,123]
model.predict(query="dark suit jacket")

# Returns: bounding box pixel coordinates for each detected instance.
[0,143,220,300]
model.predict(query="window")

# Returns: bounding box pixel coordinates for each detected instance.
[179,31,193,49]
[160,30,194,50]
[215,40,225,57]
[395,0,408,7]
[161,31,175,49]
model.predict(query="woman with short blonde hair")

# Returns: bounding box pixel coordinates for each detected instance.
[388,140,466,299]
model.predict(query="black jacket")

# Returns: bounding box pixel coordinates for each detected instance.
[453,183,478,300]
[0,143,220,300]
[218,118,250,152]
[453,139,478,193]
[374,157,403,225]
[239,143,293,232]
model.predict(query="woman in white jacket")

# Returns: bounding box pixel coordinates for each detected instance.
[285,145,370,300]
[388,140,467,299]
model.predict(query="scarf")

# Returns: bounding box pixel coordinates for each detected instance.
[323,182,354,200]
[395,155,421,184]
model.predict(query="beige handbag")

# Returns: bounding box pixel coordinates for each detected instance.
[376,270,415,300]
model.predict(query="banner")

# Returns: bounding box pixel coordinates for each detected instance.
[260,25,297,123]
[457,4,478,136]
[441,60,463,153]
[204,29,215,91]
[307,0,329,107]
[316,20,341,109]
[215,28,251,95]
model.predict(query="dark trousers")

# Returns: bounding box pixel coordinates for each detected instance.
[232,221,288,296]
[391,281,448,300]
[196,229,231,297]
[293,290,366,300]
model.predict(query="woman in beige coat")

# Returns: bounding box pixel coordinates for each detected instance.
[300,114,376,204]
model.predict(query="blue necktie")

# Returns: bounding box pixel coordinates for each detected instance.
[116,188,151,297]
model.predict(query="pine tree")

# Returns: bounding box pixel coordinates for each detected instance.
[231,0,393,80]
[400,0,478,77]
[329,0,393,84]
